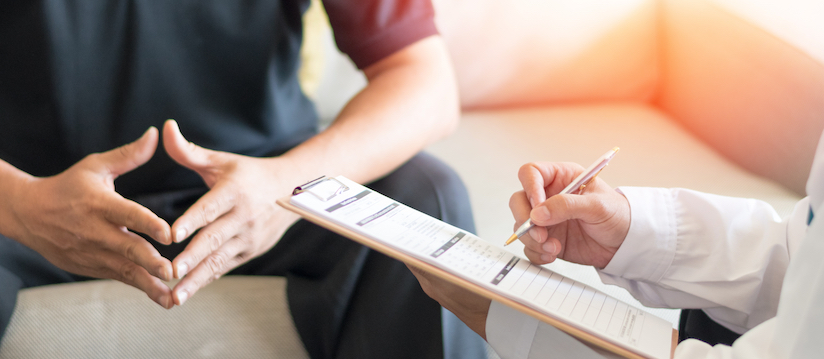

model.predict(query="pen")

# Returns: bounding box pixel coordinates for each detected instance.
[504,147,620,246]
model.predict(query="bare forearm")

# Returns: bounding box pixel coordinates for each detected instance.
[279,36,459,185]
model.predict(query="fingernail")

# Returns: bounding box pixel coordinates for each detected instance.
[176,263,189,279]
[158,293,170,308]
[543,242,556,255]
[159,266,171,281]
[533,206,551,222]
[175,228,187,243]
[177,290,189,306]
[529,228,544,243]
[156,230,167,244]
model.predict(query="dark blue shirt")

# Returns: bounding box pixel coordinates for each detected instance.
[0,0,436,197]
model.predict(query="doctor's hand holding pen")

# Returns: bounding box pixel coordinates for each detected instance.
[507,148,632,269]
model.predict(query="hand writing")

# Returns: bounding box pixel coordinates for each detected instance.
[510,162,630,269]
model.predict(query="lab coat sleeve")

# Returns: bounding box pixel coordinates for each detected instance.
[598,187,808,334]
[487,189,810,359]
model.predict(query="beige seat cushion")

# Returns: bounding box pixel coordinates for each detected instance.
[0,277,308,359]
[427,103,801,327]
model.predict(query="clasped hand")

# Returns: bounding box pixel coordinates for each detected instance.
[10,120,299,308]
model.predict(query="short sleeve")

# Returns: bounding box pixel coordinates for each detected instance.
[321,0,438,69]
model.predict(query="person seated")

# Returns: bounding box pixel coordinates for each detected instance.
[0,1,484,358]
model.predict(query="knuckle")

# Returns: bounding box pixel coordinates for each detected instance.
[204,252,227,275]
[590,198,610,220]
[83,153,104,167]
[203,229,224,252]
[553,195,571,213]
[517,162,537,177]
[508,191,524,209]
[201,202,220,223]
[118,145,131,159]
[118,262,140,283]
[235,250,252,262]
[123,242,139,262]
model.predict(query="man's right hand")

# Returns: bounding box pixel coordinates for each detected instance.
[510,162,631,269]
[2,127,174,308]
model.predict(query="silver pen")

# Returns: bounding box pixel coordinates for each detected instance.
[504,147,619,246]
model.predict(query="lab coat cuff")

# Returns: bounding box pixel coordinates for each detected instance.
[486,301,540,359]
[600,187,677,283]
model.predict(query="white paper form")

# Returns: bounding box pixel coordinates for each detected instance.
[290,176,671,359]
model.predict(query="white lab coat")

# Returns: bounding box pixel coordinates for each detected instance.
[486,131,824,358]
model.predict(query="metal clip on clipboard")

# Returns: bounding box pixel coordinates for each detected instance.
[292,176,350,202]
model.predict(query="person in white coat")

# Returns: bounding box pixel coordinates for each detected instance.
[409,129,824,358]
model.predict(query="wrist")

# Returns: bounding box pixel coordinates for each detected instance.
[0,163,35,241]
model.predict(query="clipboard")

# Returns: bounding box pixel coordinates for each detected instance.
[278,176,674,359]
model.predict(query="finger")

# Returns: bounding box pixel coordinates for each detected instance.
[531,193,606,227]
[162,119,217,172]
[98,225,173,281]
[172,212,244,278]
[521,227,548,252]
[100,194,172,244]
[172,238,245,305]
[92,127,158,176]
[517,163,550,207]
[518,162,587,203]
[101,252,174,309]
[171,184,237,244]
[524,246,552,264]
[509,191,545,243]
[509,191,531,227]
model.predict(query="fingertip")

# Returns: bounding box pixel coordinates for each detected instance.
[174,286,190,306]
[155,225,173,245]
[175,262,189,279]
[156,293,174,309]
[540,254,555,263]
[161,262,174,282]
[162,119,183,150]
[528,227,545,243]
[542,241,556,256]
[138,126,159,149]
[174,227,188,243]
[142,126,158,139]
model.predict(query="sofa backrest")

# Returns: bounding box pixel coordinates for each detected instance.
[657,0,824,195]
[433,0,659,110]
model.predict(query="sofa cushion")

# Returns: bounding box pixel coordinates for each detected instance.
[432,0,659,110]
[0,277,308,359]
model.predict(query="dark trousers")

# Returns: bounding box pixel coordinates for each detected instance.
[678,309,742,346]
[0,152,485,359]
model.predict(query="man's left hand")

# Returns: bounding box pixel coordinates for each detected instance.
[407,264,491,339]
[162,120,300,305]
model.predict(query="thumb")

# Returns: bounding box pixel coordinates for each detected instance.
[162,119,215,171]
[530,194,607,227]
[95,127,158,176]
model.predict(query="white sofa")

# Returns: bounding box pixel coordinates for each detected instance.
[1,1,822,358]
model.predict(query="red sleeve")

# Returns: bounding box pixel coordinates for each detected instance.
[321,0,439,69]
